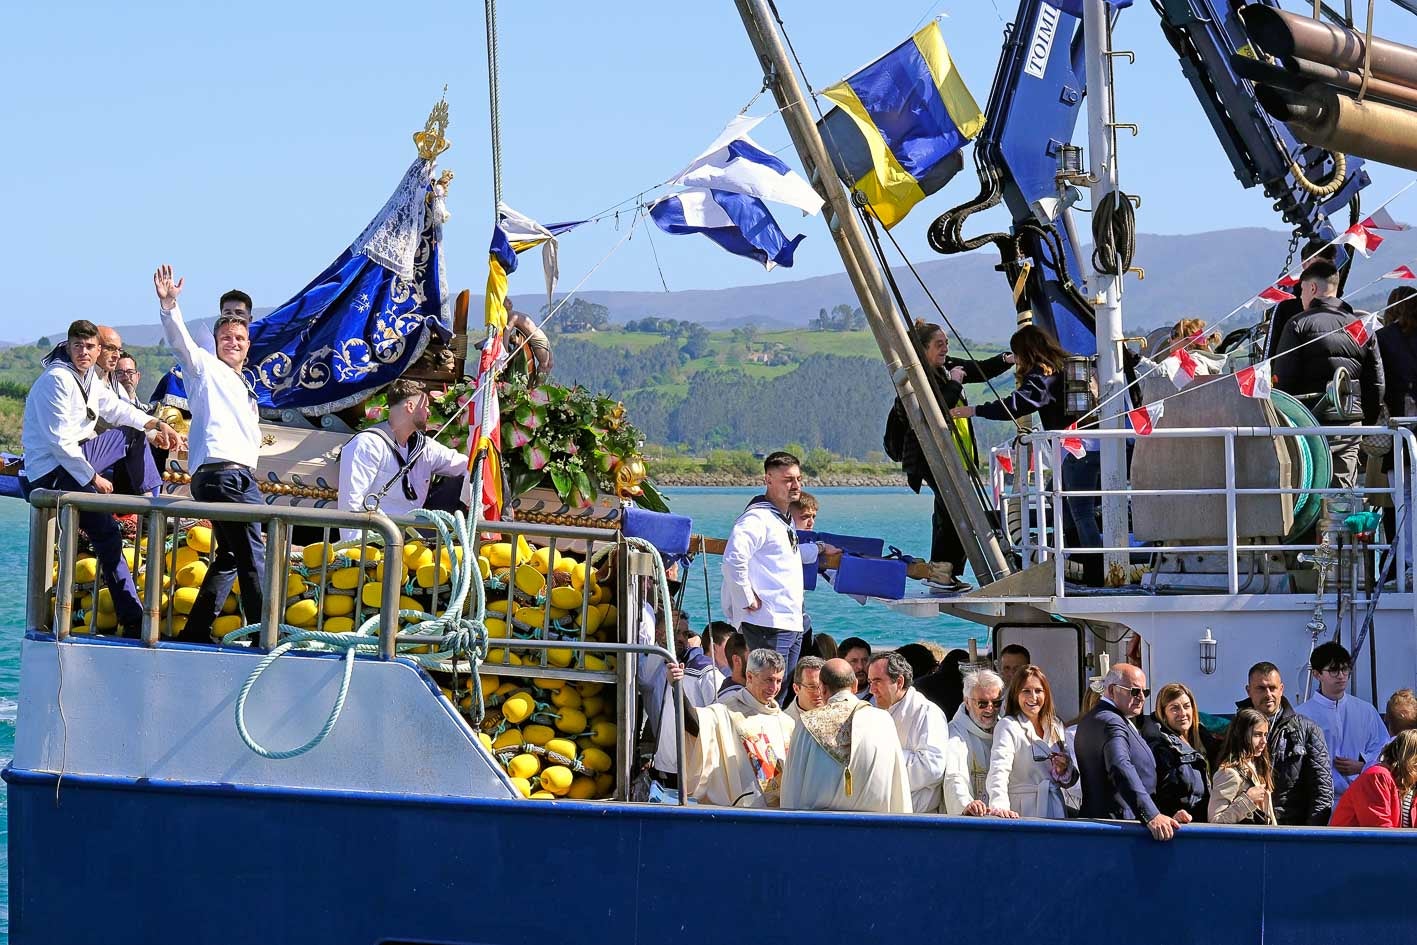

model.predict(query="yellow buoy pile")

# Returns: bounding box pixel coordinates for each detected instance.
[462,674,619,800]
[60,523,263,639]
[57,523,624,799]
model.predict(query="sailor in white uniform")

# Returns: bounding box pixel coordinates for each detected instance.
[337,379,469,540]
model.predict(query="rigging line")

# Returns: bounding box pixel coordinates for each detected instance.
[641,201,671,292]
[859,209,1003,517]
[1067,275,1417,432]
[485,0,504,213]
[874,217,1025,427]
[910,2,947,31]
[501,210,645,367]
[1073,180,1417,429]
[769,0,830,118]
[577,94,810,227]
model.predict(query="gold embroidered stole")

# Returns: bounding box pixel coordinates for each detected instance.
[801,699,864,796]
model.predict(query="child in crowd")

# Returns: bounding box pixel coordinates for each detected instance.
[1209,708,1277,825]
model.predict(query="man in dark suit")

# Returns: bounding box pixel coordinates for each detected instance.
[1074,663,1188,841]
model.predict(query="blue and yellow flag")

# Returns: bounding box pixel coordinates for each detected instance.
[820,21,984,228]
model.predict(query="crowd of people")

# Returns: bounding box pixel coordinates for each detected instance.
[19,267,550,645]
[650,449,1417,836]
[20,267,1417,834]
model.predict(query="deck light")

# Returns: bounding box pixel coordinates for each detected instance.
[1199,627,1217,675]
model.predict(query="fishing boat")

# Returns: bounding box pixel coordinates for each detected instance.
[8,1,1417,943]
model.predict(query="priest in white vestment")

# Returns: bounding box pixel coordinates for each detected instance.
[781,659,911,814]
[943,669,1019,817]
[869,652,949,813]
[678,648,794,807]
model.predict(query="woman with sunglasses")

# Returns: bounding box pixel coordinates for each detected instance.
[1140,682,1212,822]
[1208,709,1278,825]
[985,664,1078,818]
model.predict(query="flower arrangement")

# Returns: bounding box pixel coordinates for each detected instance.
[365,373,667,513]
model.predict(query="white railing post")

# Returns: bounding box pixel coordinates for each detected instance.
[1224,432,1239,595]
[1052,437,1066,598]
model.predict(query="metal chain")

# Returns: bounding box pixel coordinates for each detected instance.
[1281,229,1301,281]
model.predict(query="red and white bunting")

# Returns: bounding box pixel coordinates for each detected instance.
[1363,208,1411,232]
[1128,402,1164,436]
[996,452,1015,475]
[1162,347,1199,389]
[1338,222,1385,257]
[1061,424,1087,459]
[1383,265,1417,281]
[1276,272,1301,288]
[1235,361,1273,400]
[1247,284,1295,307]
[1344,314,1381,346]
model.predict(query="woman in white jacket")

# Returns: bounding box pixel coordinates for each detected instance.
[986,664,1079,818]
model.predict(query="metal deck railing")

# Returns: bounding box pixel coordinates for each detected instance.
[988,424,1417,604]
[23,488,680,801]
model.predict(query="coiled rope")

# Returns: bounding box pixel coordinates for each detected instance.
[229,508,489,759]
[1091,191,1136,276]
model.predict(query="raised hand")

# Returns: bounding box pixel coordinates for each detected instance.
[153,264,184,310]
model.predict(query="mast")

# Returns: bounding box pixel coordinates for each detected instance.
[732,0,1012,585]
[1083,0,1130,582]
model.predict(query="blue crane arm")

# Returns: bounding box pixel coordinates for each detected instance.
[929,0,1371,356]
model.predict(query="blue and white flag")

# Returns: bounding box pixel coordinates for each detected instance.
[649,188,805,270]
[669,115,824,216]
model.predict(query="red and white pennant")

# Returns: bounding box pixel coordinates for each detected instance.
[1383,265,1417,281]
[1128,402,1165,436]
[1344,313,1382,346]
[1338,222,1385,257]
[1061,423,1087,459]
[1162,347,1200,389]
[1363,208,1410,232]
[1235,361,1272,400]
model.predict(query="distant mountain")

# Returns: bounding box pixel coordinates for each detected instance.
[500,227,1417,343]
[72,226,1417,348]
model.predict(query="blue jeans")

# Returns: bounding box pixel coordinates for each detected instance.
[22,466,143,633]
[740,622,802,676]
[184,467,265,643]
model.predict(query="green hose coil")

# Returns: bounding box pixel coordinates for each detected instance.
[1268,389,1329,540]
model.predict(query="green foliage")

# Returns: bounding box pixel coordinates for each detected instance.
[808,303,866,332]
[543,297,609,334]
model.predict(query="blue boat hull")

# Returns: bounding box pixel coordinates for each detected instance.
[7,767,1416,945]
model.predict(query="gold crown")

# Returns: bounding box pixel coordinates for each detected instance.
[414,90,451,161]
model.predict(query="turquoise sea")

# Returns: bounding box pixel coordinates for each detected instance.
[0,486,973,939]
[664,486,979,650]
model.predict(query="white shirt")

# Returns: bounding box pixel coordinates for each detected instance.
[1296,690,1391,797]
[22,360,152,484]
[720,500,818,632]
[886,687,950,813]
[160,303,261,471]
[337,423,468,540]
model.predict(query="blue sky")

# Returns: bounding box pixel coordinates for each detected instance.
[5,0,1417,339]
